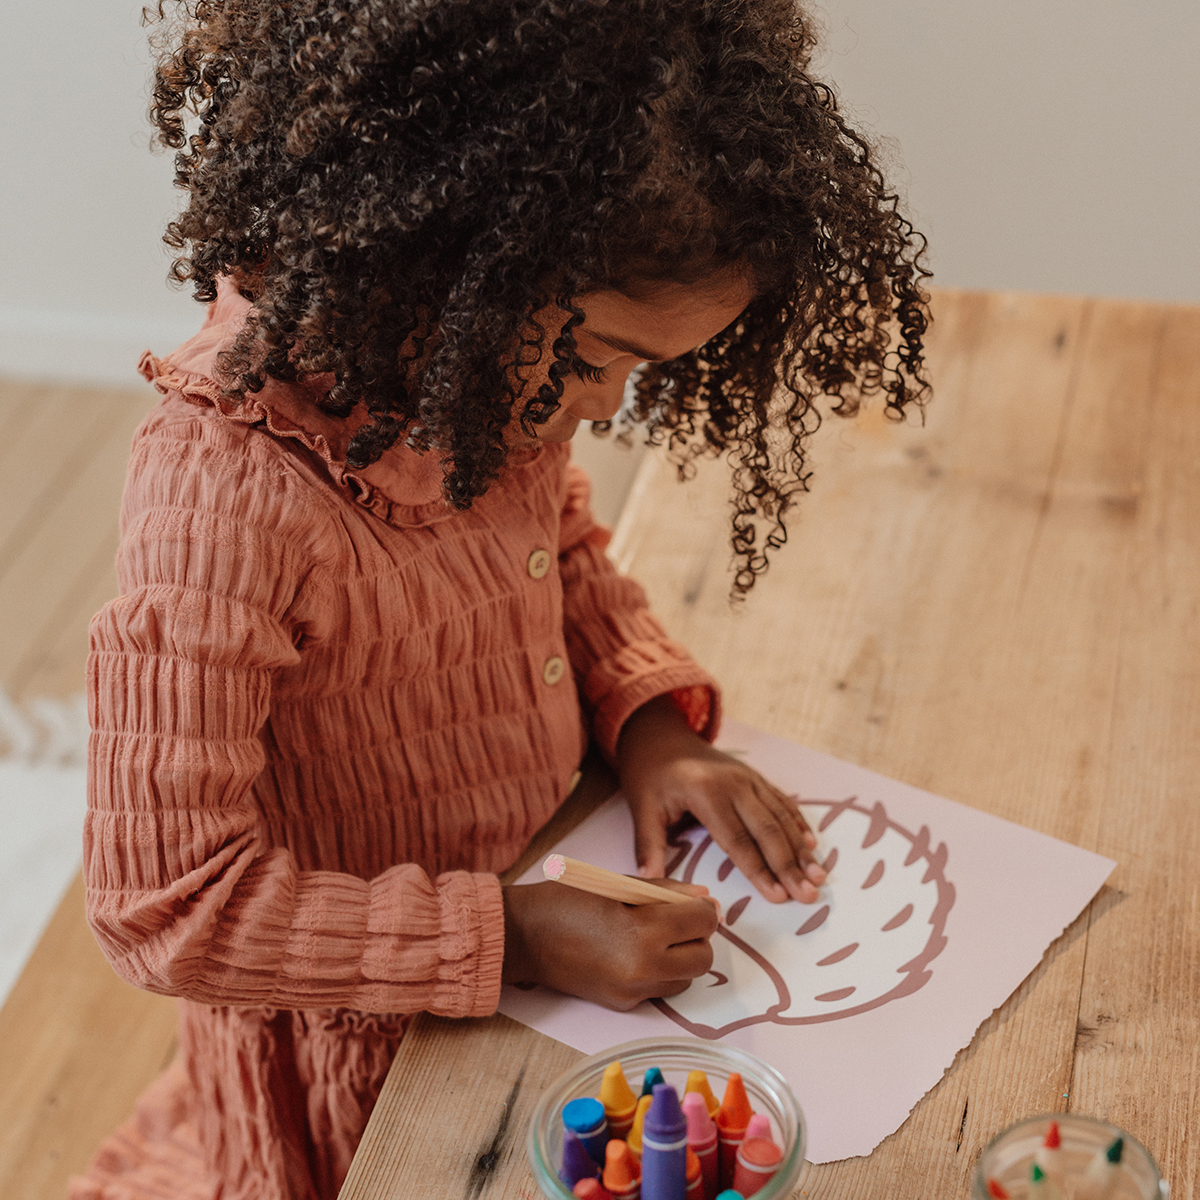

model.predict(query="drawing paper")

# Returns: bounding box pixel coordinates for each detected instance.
[498,719,1116,1162]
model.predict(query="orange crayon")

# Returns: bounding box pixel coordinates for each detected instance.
[685,1147,704,1200]
[685,1069,721,1121]
[603,1138,642,1200]
[731,1136,783,1198]
[601,1061,640,1141]
[716,1072,753,1191]
[627,1095,653,1159]
[575,1179,615,1200]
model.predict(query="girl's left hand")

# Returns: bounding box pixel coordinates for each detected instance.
[616,695,827,904]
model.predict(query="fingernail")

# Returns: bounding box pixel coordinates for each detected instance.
[637,864,651,878]
[803,832,817,849]
[805,863,826,884]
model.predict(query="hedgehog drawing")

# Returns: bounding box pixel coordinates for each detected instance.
[654,794,956,1038]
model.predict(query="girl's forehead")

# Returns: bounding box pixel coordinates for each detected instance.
[576,277,754,361]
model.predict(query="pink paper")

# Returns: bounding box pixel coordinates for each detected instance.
[498,719,1115,1162]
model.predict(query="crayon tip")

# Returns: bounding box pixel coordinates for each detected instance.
[1106,1137,1124,1164]
[559,1129,601,1188]
[544,854,566,880]
[646,1082,686,1137]
[986,1180,1010,1200]
[1043,1120,1061,1150]
[627,1094,653,1157]
[681,1091,716,1141]
[600,1061,638,1117]
[686,1146,701,1180]
[641,1067,665,1097]
[603,1139,641,1191]
[563,1097,606,1136]
[1032,1163,1047,1182]
[744,1113,772,1142]
[716,1072,753,1131]
[685,1068,721,1118]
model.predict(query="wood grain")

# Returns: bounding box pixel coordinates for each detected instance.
[0,382,178,1200]
[346,291,1198,1199]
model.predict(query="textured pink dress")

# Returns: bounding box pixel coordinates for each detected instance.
[71,282,718,1200]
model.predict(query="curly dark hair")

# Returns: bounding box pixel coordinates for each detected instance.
[146,0,931,594]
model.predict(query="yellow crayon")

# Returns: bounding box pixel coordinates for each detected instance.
[626,1094,653,1159]
[600,1061,639,1140]
[685,1069,721,1121]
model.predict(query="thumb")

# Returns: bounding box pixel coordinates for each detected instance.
[630,799,668,880]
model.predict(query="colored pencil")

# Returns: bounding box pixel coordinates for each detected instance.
[543,854,693,905]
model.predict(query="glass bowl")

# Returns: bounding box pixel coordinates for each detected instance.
[525,1037,806,1200]
[972,1113,1168,1199]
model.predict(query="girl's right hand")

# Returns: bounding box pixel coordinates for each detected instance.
[501,880,719,1011]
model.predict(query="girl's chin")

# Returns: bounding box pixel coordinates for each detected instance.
[531,414,582,443]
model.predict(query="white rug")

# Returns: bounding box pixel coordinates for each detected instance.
[0,691,89,1005]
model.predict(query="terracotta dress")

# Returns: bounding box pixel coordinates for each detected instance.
[70,283,719,1200]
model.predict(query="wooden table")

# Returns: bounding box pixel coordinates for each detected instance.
[342,291,1200,1199]
[1,290,1197,1200]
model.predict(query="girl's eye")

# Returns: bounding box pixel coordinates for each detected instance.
[571,357,608,384]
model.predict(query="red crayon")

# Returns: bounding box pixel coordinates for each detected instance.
[681,1091,719,1200]
[731,1136,783,1198]
[603,1138,642,1200]
[575,1180,615,1200]
[685,1147,704,1200]
[986,1181,1010,1200]
[715,1072,753,1192]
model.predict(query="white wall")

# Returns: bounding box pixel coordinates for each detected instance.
[1,1,1197,387]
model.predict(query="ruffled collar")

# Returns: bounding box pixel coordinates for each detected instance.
[139,278,543,528]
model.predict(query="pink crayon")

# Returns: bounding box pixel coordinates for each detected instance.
[575,1180,615,1200]
[744,1114,772,1143]
[681,1091,719,1200]
[731,1136,783,1199]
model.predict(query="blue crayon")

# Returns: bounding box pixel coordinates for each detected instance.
[641,1067,666,1097]
[559,1128,602,1189]
[715,1192,745,1199]
[642,1083,688,1200]
[563,1096,609,1165]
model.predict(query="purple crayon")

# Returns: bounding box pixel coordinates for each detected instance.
[641,1083,689,1200]
[560,1128,602,1189]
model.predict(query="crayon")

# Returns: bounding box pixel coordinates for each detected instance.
[685,1147,705,1200]
[561,1128,602,1189]
[1028,1162,1065,1200]
[628,1095,654,1159]
[715,1194,745,1200]
[1034,1120,1062,1178]
[641,1067,666,1097]
[681,1092,719,1200]
[602,1061,640,1141]
[684,1070,721,1121]
[575,1179,615,1200]
[985,1181,1009,1200]
[603,1138,643,1200]
[716,1073,753,1191]
[564,1096,609,1165]
[1075,1137,1124,1200]
[731,1137,782,1199]
[544,854,693,905]
[743,1114,772,1143]
[642,1083,689,1200]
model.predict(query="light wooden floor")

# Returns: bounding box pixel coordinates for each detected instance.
[2,290,1198,1199]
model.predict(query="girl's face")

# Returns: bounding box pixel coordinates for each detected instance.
[526,275,754,443]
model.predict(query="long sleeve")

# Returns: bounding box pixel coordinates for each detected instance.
[85,407,504,1016]
[557,461,720,761]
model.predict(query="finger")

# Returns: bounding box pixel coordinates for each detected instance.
[703,807,789,903]
[629,800,669,880]
[756,785,826,886]
[737,792,822,903]
[650,877,721,920]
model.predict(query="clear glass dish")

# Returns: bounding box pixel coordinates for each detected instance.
[525,1037,806,1200]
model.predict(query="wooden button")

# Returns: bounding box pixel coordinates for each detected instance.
[542,655,566,686]
[527,548,552,580]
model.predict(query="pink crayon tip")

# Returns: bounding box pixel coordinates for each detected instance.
[544,854,566,880]
[745,1114,772,1142]
[1043,1120,1061,1150]
[682,1091,716,1141]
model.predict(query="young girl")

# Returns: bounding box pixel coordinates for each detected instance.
[75,1,929,1197]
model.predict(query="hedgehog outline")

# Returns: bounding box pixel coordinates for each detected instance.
[653,794,956,1038]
